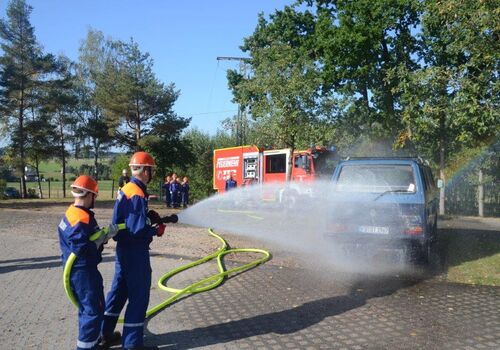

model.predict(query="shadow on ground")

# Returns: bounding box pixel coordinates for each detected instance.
[142,276,420,349]
[438,225,500,268]
[0,253,116,274]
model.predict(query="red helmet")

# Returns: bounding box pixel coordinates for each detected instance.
[71,175,98,197]
[129,151,156,167]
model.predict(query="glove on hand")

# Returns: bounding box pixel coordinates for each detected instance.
[156,223,166,237]
[147,210,162,226]
[106,224,120,239]
[93,229,107,248]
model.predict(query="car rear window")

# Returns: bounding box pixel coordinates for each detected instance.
[336,164,416,193]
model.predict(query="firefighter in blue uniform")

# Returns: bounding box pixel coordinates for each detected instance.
[58,175,120,350]
[225,174,237,191]
[180,176,189,208]
[170,173,181,208]
[162,175,172,208]
[101,151,165,350]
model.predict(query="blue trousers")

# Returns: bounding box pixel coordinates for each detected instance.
[171,190,180,207]
[181,191,189,206]
[101,245,151,348]
[71,267,104,350]
[165,190,171,207]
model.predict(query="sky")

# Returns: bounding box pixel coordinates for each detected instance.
[0,0,294,135]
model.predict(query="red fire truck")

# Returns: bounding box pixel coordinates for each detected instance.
[213,145,337,194]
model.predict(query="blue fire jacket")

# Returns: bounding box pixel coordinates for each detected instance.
[169,180,181,193]
[58,205,101,268]
[112,177,157,246]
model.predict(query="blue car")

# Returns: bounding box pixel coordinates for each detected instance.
[325,157,439,264]
[3,187,21,199]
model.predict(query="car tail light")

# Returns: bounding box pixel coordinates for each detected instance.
[328,223,348,233]
[402,212,424,235]
[404,226,423,235]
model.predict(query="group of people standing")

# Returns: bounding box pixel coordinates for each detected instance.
[58,151,168,350]
[119,169,190,209]
[162,173,189,208]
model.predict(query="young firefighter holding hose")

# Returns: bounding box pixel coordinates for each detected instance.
[100,152,166,350]
[57,176,120,350]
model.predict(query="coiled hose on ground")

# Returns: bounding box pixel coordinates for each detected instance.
[63,226,270,321]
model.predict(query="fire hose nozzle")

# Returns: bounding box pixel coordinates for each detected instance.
[161,214,178,224]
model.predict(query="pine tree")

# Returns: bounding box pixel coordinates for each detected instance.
[0,0,58,198]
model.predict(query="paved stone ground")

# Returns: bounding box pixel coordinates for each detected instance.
[0,206,499,349]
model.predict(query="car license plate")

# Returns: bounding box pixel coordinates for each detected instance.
[358,225,389,234]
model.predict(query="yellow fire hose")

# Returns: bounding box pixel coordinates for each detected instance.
[63,223,127,307]
[63,226,270,322]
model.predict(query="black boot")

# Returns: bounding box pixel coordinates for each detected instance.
[99,331,121,349]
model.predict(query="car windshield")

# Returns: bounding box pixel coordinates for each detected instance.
[336,164,416,193]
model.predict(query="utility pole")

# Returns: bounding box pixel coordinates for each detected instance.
[217,56,250,146]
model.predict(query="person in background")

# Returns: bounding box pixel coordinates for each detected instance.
[118,169,130,190]
[180,176,189,208]
[225,174,237,191]
[162,175,172,208]
[101,152,165,350]
[170,173,181,208]
[58,175,120,350]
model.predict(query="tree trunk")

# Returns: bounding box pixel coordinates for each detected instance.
[19,92,28,199]
[94,141,99,181]
[35,156,43,199]
[60,119,67,198]
[93,109,100,180]
[286,146,294,182]
[478,168,484,217]
[361,83,369,110]
[286,132,295,182]
[439,135,446,216]
[135,98,141,150]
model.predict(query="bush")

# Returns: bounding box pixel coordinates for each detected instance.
[0,166,16,181]
[111,154,131,182]
[77,163,111,180]
[27,188,38,198]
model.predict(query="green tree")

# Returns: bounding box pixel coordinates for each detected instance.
[95,38,189,151]
[177,129,215,202]
[76,29,113,179]
[310,0,422,140]
[393,0,499,213]
[0,0,59,198]
[229,7,324,178]
[111,154,130,184]
[141,116,192,179]
[42,56,78,197]
[25,114,57,198]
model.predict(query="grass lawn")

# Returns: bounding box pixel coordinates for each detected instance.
[441,226,500,286]
[38,158,113,180]
[446,254,500,286]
